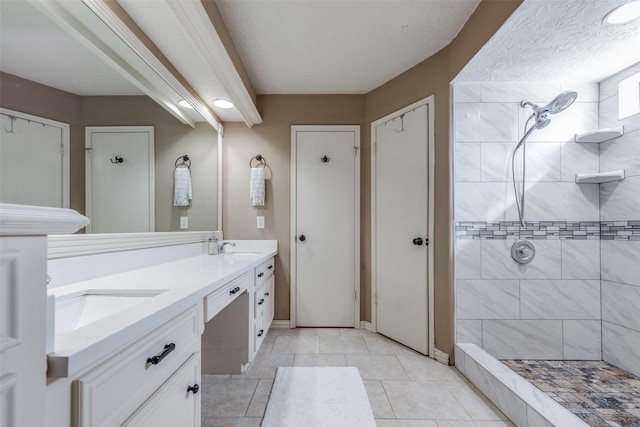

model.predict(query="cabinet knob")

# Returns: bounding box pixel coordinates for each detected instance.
[258,272,264,278]
[229,286,241,295]
[264,292,270,296]
[187,384,199,394]
[268,265,273,270]
[257,329,264,337]
[298,235,306,242]
[258,298,265,305]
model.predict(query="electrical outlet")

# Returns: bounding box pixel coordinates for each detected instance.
[180,216,188,229]
[257,216,265,229]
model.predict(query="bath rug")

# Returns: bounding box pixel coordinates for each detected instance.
[262,367,376,427]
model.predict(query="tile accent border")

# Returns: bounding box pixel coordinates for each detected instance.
[455,221,640,240]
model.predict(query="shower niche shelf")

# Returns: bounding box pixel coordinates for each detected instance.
[574,126,624,143]
[575,169,625,184]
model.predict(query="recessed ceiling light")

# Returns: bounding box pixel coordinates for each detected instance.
[178,100,193,109]
[604,1,640,25]
[212,99,234,109]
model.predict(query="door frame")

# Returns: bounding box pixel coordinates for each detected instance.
[290,125,361,328]
[0,107,70,208]
[85,126,155,233]
[370,96,435,357]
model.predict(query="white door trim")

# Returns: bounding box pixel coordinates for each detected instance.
[85,126,155,233]
[370,96,435,357]
[290,125,361,329]
[0,108,70,208]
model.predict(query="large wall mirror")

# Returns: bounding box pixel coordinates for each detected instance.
[0,0,221,233]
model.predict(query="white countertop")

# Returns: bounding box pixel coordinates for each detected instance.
[47,240,277,378]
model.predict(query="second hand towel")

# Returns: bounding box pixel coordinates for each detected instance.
[250,167,265,206]
[174,166,192,206]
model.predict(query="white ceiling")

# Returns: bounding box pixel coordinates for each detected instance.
[456,0,640,83]
[0,0,142,96]
[215,0,481,94]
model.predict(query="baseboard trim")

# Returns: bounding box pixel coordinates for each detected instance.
[270,320,291,329]
[434,348,450,366]
[359,321,372,331]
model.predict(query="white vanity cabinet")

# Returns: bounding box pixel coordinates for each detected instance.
[73,305,202,427]
[253,257,275,353]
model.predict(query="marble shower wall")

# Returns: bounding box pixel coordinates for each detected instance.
[453,81,602,360]
[599,63,640,378]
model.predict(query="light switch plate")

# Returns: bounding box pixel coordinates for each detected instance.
[257,216,265,229]
[180,216,188,229]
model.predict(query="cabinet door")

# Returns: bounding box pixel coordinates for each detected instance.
[264,276,275,331]
[123,353,200,427]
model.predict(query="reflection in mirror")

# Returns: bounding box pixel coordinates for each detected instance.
[0,0,220,233]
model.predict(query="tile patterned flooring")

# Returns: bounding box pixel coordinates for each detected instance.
[503,359,640,427]
[201,327,514,427]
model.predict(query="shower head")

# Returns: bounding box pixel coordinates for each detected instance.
[544,91,578,114]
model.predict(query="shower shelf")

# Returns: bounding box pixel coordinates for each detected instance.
[574,126,624,143]
[575,169,625,184]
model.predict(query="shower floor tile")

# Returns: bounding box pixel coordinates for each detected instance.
[502,359,640,427]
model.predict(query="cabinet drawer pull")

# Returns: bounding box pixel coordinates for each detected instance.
[146,343,175,365]
[257,272,264,278]
[258,298,265,305]
[268,265,273,270]
[229,286,241,295]
[257,329,264,337]
[187,384,200,394]
[264,292,270,296]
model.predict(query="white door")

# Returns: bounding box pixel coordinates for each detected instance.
[0,110,69,208]
[86,126,154,233]
[292,126,360,327]
[374,104,430,355]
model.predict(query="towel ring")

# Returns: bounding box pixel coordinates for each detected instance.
[250,154,267,168]
[175,154,191,169]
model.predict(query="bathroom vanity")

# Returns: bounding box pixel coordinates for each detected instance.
[0,203,277,427]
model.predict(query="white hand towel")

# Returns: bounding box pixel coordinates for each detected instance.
[250,167,265,206]
[174,166,192,206]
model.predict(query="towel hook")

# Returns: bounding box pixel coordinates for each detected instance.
[394,114,405,133]
[110,156,124,164]
[250,154,267,168]
[321,155,330,163]
[175,154,191,169]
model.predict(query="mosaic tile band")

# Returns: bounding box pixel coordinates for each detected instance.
[455,221,640,240]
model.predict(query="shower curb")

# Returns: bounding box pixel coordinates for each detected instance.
[455,343,589,427]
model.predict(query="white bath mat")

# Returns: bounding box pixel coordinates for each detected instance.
[262,367,376,427]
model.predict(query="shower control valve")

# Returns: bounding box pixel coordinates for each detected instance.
[511,240,535,264]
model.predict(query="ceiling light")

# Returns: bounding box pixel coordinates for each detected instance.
[604,1,640,24]
[212,99,234,109]
[178,100,193,109]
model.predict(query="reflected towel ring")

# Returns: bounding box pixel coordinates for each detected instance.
[175,154,191,169]
[250,154,267,168]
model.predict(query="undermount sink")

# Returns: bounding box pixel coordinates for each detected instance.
[54,289,166,335]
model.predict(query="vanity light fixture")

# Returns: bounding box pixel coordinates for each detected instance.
[604,1,640,25]
[178,100,193,109]
[212,99,234,109]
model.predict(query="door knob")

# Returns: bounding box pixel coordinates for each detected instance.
[299,235,306,242]
[412,237,423,246]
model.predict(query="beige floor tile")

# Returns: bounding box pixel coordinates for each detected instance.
[258,334,276,353]
[382,380,472,420]
[271,335,319,353]
[363,380,395,418]
[320,335,369,354]
[445,381,508,421]
[201,416,262,427]
[201,377,258,418]
[297,327,341,336]
[241,352,294,379]
[375,420,439,426]
[293,353,347,367]
[339,328,370,336]
[347,354,409,380]
[245,379,273,417]
[434,421,477,427]
[397,354,465,382]
[364,334,419,355]
[473,421,515,427]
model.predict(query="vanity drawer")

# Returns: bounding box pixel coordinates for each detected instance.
[256,257,275,285]
[204,271,250,322]
[73,305,200,427]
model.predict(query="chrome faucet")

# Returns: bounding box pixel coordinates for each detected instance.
[219,241,236,254]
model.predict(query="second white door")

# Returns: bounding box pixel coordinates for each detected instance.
[292,126,360,327]
[374,104,429,355]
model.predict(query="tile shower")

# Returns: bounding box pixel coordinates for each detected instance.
[453,62,640,426]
